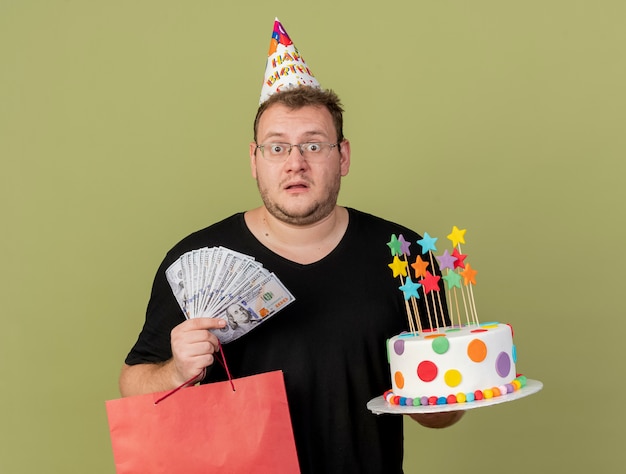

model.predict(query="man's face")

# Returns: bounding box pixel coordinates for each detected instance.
[249,104,350,226]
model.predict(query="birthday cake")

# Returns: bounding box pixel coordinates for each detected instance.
[382,227,526,407]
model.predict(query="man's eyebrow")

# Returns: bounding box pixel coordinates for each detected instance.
[300,131,328,140]
[263,130,328,140]
[261,133,287,141]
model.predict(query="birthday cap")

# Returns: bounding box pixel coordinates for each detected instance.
[259,18,320,104]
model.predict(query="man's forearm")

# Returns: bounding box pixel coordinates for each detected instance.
[118,361,180,397]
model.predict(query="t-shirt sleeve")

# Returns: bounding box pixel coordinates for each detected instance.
[124,254,186,365]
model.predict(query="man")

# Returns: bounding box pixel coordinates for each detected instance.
[120,85,462,473]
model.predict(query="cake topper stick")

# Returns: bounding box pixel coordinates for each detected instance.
[436,249,463,326]
[410,255,432,331]
[469,285,479,324]
[449,247,472,325]
[387,254,415,331]
[415,273,434,332]
[429,252,446,327]
[403,293,416,334]
[397,274,417,333]
[388,235,421,333]
[424,250,446,330]
[397,235,423,333]
[418,269,446,331]
[416,233,442,331]
[398,275,422,334]
[460,263,479,324]
[460,279,472,326]
[454,251,478,326]
[447,226,481,326]
[410,297,423,333]
[452,286,463,327]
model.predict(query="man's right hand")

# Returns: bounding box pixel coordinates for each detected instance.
[118,317,227,397]
[170,317,227,386]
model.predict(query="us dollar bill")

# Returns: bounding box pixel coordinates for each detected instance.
[165,247,295,342]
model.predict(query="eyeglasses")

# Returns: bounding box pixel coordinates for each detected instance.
[255,142,340,162]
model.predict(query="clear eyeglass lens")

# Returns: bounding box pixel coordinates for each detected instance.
[302,143,323,154]
[270,144,287,156]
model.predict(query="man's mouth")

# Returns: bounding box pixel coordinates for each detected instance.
[284,181,309,190]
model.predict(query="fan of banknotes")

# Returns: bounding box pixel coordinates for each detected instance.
[165,246,295,344]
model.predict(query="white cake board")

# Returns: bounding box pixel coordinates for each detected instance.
[367,379,543,414]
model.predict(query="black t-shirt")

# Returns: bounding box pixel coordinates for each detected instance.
[126,208,441,474]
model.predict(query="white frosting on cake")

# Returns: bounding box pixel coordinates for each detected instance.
[387,323,516,401]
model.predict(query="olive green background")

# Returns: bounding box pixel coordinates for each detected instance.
[1,1,624,472]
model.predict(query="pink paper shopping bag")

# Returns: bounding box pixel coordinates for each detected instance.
[106,370,300,473]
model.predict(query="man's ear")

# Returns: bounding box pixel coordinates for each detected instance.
[339,139,351,177]
[249,142,258,179]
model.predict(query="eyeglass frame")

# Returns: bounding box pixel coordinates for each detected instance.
[254,141,342,162]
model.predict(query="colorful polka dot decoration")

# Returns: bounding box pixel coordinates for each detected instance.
[444,369,462,387]
[431,336,449,354]
[393,324,514,387]
[467,338,487,362]
[417,360,438,382]
[384,375,527,406]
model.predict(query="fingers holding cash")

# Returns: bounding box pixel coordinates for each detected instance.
[170,317,227,386]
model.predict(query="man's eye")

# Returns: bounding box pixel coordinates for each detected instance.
[270,145,285,154]
[306,143,321,152]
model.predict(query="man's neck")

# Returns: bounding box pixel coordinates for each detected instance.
[244,206,349,264]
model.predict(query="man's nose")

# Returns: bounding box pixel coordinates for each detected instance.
[289,144,305,157]
[284,146,307,169]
